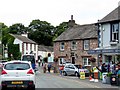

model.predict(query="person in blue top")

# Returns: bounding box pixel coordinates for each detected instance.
[116,63,120,76]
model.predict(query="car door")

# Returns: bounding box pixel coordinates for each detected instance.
[64,65,70,75]
[68,65,75,75]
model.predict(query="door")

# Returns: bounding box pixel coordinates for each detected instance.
[72,57,75,64]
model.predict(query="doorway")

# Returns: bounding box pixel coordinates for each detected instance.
[72,57,75,64]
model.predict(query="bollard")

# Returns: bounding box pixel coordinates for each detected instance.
[94,69,99,82]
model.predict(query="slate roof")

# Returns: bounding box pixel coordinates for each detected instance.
[98,6,120,23]
[54,24,98,42]
[11,34,36,44]
[38,45,53,52]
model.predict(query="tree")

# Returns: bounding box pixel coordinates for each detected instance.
[54,22,68,39]
[0,23,21,60]
[28,19,55,46]
[9,23,28,34]
[0,23,9,46]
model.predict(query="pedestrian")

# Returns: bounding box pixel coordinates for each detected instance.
[38,59,41,67]
[101,63,107,73]
[48,63,51,73]
[43,62,47,73]
[59,65,64,76]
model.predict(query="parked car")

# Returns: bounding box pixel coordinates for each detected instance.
[63,63,89,77]
[1,60,35,90]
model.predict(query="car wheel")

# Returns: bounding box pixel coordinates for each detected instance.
[28,85,35,90]
[1,86,6,90]
[63,71,67,76]
[75,72,79,77]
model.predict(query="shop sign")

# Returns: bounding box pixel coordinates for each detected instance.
[87,49,120,54]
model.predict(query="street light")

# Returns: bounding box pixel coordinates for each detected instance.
[0,24,3,60]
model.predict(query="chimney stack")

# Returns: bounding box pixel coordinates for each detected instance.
[68,15,75,27]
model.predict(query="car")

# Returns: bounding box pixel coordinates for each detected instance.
[63,63,89,77]
[0,60,35,90]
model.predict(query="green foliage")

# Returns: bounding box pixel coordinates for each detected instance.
[8,44,21,60]
[28,19,56,46]
[55,22,68,36]
[107,72,112,77]
[9,23,28,34]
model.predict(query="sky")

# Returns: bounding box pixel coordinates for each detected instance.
[0,0,120,27]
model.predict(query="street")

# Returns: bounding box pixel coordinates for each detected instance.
[0,65,119,90]
[35,66,119,88]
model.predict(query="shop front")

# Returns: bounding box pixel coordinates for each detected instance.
[87,49,120,64]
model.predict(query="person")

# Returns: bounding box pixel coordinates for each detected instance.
[48,63,52,73]
[43,62,47,73]
[59,65,64,76]
[116,63,120,75]
[101,63,107,73]
[38,59,41,67]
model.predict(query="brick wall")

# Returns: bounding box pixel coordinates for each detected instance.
[54,38,98,66]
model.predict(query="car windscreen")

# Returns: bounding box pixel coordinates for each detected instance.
[74,65,80,69]
[4,63,30,70]
[22,55,35,63]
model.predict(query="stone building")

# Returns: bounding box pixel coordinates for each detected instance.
[54,16,98,68]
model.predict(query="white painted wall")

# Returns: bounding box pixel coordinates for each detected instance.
[14,38,23,52]
[38,51,54,59]
[14,38,38,60]
[102,23,111,48]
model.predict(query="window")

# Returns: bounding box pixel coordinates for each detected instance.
[30,44,32,51]
[5,63,30,70]
[26,43,28,50]
[71,41,77,50]
[83,40,89,50]
[111,23,119,42]
[34,44,36,51]
[83,57,91,66]
[59,58,65,65]
[60,42,64,51]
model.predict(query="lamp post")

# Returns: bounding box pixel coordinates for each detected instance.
[0,24,3,60]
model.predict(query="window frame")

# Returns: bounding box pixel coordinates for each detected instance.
[111,23,119,42]
[83,40,90,50]
[83,57,91,66]
[71,41,77,50]
[59,58,65,65]
[60,42,65,51]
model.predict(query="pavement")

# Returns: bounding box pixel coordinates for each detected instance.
[36,65,120,88]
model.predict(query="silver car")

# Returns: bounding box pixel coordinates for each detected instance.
[63,64,89,77]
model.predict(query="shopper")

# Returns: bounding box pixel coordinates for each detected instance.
[101,63,107,73]
[48,63,52,73]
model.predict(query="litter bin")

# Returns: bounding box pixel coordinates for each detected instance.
[110,74,117,85]
[116,76,120,86]
[102,72,108,84]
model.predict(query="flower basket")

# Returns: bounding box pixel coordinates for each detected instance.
[89,58,96,62]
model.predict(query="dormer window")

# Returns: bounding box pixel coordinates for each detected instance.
[111,23,119,42]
